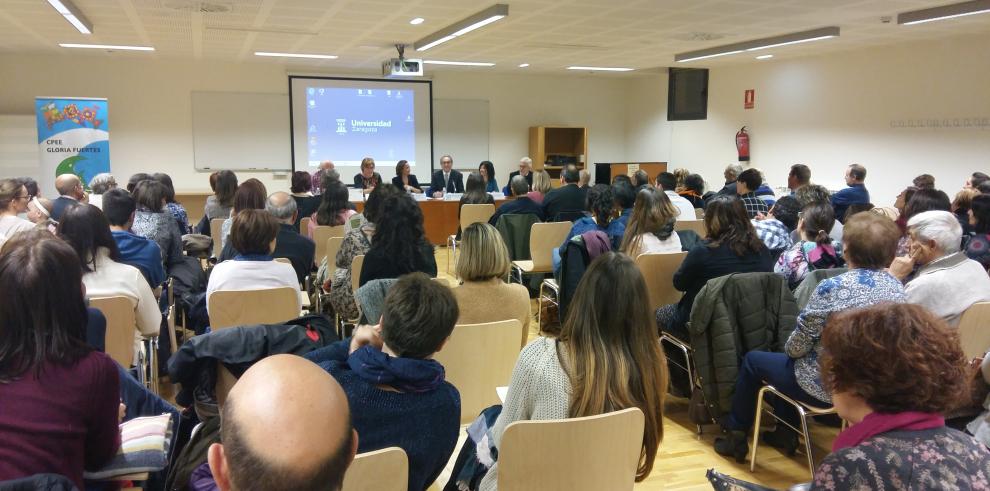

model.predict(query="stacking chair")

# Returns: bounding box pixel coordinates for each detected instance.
[634,251,688,309]
[209,218,225,257]
[315,236,346,312]
[313,225,346,266]
[750,384,842,478]
[498,408,645,491]
[510,221,571,284]
[90,296,155,392]
[674,219,706,238]
[342,447,408,491]
[300,216,312,238]
[447,203,496,272]
[336,255,366,336]
[434,319,523,423]
[208,287,300,329]
[958,302,990,359]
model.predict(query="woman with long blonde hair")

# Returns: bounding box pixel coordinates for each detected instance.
[620,188,683,257]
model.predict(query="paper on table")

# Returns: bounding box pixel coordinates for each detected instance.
[497,386,508,403]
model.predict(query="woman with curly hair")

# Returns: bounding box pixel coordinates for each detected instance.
[308,180,356,237]
[811,303,990,488]
[358,191,437,287]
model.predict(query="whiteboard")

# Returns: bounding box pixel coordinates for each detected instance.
[191,91,291,171]
[433,99,489,169]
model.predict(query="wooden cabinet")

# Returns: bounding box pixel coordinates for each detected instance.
[529,126,588,180]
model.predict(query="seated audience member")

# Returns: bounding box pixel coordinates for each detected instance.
[452,223,531,331]
[479,160,499,193]
[966,171,990,190]
[678,173,707,210]
[209,355,357,491]
[58,204,162,356]
[632,169,651,192]
[735,168,770,219]
[787,164,811,194]
[753,195,800,255]
[811,304,990,488]
[224,193,315,284]
[655,195,773,342]
[290,170,320,231]
[353,157,382,191]
[103,189,165,288]
[309,180,356,237]
[775,203,843,288]
[0,234,121,489]
[890,210,990,325]
[311,160,334,195]
[842,202,875,223]
[672,167,690,191]
[126,173,150,194]
[831,164,870,223]
[528,169,552,204]
[153,173,189,233]
[431,154,464,196]
[913,173,935,190]
[619,187,683,257]
[447,253,667,490]
[87,172,116,210]
[131,179,184,270]
[307,274,460,490]
[219,178,268,250]
[578,169,591,189]
[612,174,633,187]
[358,192,437,287]
[657,171,697,220]
[795,184,843,244]
[897,188,952,256]
[488,175,545,225]
[457,172,496,238]
[324,185,402,321]
[892,185,918,229]
[551,183,614,273]
[966,194,990,270]
[26,196,57,233]
[392,159,423,193]
[541,164,587,220]
[206,209,300,314]
[717,164,744,196]
[205,169,237,222]
[51,173,86,221]
[506,157,534,193]
[952,188,980,236]
[17,176,39,199]
[752,169,777,206]
[715,212,906,461]
[0,178,35,238]
[607,180,637,248]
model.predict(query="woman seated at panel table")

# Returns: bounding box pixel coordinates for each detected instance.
[479,160,499,193]
[391,159,423,193]
[353,157,382,191]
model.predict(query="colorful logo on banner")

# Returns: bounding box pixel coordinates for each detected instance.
[35,97,109,193]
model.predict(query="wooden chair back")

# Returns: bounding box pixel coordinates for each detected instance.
[529,222,572,271]
[325,237,345,269]
[208,287,300,329]
[300,216,312,237]
[314,225,346,265]
[499,408,645,491]
[460,204,496,231]
[210,218,225,256]
[958,302,990,359]
[674,219,707,238]
[215,362,238,409]
[434,319,523,423]
[350,255,365,293]
[90,296,137,367]
[274,257,291,265]
[635,251,688,309]
[342,447,408,491]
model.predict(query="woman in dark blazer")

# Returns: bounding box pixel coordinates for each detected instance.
[391,159,423,194]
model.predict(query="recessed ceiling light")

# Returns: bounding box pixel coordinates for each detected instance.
[410,17,425,25]
[254,52,338,59]
[59,43,153,51]
[675,27,839,63]
[415,4,509,51]
[898,0,990,25]
[566,66,634,72]
[423,60,495,67]
[756,54,774,60]
[46,0,93,34]
[518,63,530,68]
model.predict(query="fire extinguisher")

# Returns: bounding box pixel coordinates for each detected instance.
[736,126,750,162]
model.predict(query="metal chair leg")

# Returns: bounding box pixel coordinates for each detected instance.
[148,337,159,395]
[799,406,815,479]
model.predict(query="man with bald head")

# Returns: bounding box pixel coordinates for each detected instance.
[208,354,357,491]
[217,192,314,283]
[51,173,86,220]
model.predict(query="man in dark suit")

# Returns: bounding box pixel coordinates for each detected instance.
[430,154,464,197]
[541,164,588,221]
[489,175,545,226]
[504,157,534,193]
[51,173,86,220]
[219,192,315,283]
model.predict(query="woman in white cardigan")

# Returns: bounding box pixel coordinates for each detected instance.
[889,210,990,326]
[58,204,161,358]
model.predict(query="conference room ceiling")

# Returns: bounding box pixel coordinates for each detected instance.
[2,0,989,73]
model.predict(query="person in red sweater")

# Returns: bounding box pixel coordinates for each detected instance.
[0,230,122,489]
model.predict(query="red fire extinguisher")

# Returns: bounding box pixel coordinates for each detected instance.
[736,126,750,162]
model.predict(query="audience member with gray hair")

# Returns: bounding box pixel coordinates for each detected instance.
[87,173,117,210]
[889,210,990,326]
[488,175,546,226]
[717,163,746,196]
[218,191,314,283]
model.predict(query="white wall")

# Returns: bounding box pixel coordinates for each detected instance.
[626,32,990,206]
[0,55,630,193]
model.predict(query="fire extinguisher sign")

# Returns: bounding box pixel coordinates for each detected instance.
[744,89,755,109]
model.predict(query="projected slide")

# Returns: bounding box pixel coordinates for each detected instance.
[305,87,415,166]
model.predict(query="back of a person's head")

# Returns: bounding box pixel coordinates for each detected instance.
[952,188,980,213]
[612,174,632,187]
[611,181,636,210]
[908,210,962,254]
[266,192,297,224]
[656,172,677,191]
[101,188,136,227]
[153,173,177,203]
[316,182,350,226]
[620,188,679,255]
[843,202,875,222]
[372,193,426,261]
[291,171,312,194]
[233,179,268,214]
[978,181,990,194]
[562,164,580,184]
[89,173,117,195]
[321,169,342,191]
[842,212,900,269]
[464,171,486,196]
[704,194,763,256]
[724,164,744,180]
[848,164,867,182]
[457,223,511,282]
[57,203,120,270]
[912,173,935,190]
[362,183,402,225]
[0,179,24,212]
[133,179,167,212]
[213,355,355,491]
[380,273,458,359]
[0,230,90,383]
[800,203,835,245]
[972,171,990,189]
[532,170,551,194]
[903,188,951,222]
[972,194,990,234]
[684,174,705,194]
[770,196,801,231]
[509,175,528,197]
[737,168,762,191]
[559,252,666,481]
[231,209,279,255]
[789,164,811,185]
[632,170,649,188]
[794,184,831,207]
[585,184,615,225]
[215,170,239,206]
[126,173,150,194]
[17,177,39,198]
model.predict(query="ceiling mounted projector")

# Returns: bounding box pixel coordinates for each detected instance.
[383,44,423,78]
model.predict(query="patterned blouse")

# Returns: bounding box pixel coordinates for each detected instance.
[786,269,906,403]
[812,427,990,490]
[966,233,990,271]
[132,210,184,270]
[774,239,844,288]
[166,202,189,234]
[328,224,375,321]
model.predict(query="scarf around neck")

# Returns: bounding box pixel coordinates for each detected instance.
[348,345,446,393]
[832,411,944,452]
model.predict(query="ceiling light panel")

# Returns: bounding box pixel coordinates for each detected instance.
[414,4,509,52]
[674,26,839,63]
[46,0,93,34]
[897,0,990,25]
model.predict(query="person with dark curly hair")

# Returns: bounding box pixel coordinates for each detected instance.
[358,192,437,287]
[551,183,615,273]
[811,303,990,489]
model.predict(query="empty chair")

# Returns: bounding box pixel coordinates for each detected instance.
[433,319,523,423]
[498,408,645,491]
[90,296,138,368]
[313,225,346,265]
[510,221,572,283]
[958,302,990,359]
[208,287,300,329]
[341,447,408,491]
[300,216,312,237]
[674,219,706,238]
[635,251,688,309]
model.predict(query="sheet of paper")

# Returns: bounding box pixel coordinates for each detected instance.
[497,386,508,403]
